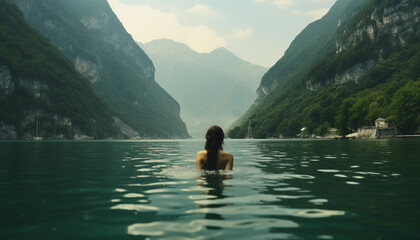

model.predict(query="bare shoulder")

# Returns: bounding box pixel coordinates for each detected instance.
[220,150,233,170]
[196,150,207,157]
[220,150,233,159]
[196,151,206,170]
[196,151,207,161]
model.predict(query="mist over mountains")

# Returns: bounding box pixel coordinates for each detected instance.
[142,39,267,138]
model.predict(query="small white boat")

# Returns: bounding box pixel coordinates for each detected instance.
[33,109,42,140]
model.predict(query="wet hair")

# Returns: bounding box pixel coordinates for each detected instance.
[204,125,224,170]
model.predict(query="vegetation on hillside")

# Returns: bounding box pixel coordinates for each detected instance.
[11,0,189,138]
[0,0,119,139]
[229,0,420,138]
[257,0,370,97]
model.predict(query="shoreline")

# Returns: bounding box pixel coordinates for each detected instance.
[397,135,420,138]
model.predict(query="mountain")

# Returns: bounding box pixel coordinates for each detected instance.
[142,39,267,138]
[0,0,121,140]
[10,0,189,138]
[256,0,371,100]
[229,0,420,138]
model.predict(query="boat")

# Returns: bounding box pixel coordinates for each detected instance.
[33,109,43,140]
[246,120,253,139]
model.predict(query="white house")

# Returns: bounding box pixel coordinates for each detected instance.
[375,118,389,129]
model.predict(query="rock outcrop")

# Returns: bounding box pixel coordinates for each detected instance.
[306,0,420,90]
[337,0,420,52]
[0,66,15,95]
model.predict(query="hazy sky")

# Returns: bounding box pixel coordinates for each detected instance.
[108,0,336,67]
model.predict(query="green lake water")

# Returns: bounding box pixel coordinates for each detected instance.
[1,139,419,239]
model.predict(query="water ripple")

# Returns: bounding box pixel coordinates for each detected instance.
[317,169,340,173]
[127,218,299,236]
[111,204,159,212]
[128,181,188,187]
[123,193,145,198]
[2,139,418,239]
[186,205,345,219]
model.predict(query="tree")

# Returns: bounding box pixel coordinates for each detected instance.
[335,98,355,135]
[389,80,420,134]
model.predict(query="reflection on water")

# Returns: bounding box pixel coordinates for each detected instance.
[1,139,420,239]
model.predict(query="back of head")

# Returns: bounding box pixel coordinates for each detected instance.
[204,126,224,170]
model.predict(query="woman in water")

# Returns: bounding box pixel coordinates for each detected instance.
[196,125,233,171]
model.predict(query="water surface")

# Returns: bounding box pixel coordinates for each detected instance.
[1,139,419,239]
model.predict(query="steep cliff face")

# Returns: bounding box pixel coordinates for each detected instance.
[0,0,121,139]
[255,0,370,100]
[307,0,420,88]
[337,0,419,52]
[0,66,15,96]
[257,0,419,96]
[306,60,376,90]
[11,0,189,138]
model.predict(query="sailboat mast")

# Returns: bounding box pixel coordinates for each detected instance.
[36,109,39,137]
[247,120,252,139]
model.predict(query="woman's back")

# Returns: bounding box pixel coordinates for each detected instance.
[196,149,233,171]
[196,125,233,171]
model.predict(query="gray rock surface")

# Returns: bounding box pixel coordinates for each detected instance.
[0,66,15,95]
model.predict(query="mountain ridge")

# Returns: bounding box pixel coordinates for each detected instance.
[256,0,370,100]
[0,0,121,139]
[142,39,267,138]
[11,0,189,138]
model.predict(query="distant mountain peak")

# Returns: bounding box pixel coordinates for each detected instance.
[145,39,196,53]
[210,47,230,54]
[146,39,191,48]
[141,38,267,138]
[143,39,198,60]
[208,47,238,59]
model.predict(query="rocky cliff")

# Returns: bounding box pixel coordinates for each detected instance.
[306,0,420,88]
[0,0,121,139]
[337,0,419,52]
[255,0,370,100]
[11,0,189,138]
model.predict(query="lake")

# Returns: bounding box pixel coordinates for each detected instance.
[1,139,419,239]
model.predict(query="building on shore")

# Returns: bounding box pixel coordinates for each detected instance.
[325,128,340,138]
[349,118,397,139]
[375,118,388,128]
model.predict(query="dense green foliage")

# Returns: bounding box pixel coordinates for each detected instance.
[0,0,120,139]
[229,0,420,138]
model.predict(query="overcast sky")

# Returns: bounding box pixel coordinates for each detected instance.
[108,0,336,68]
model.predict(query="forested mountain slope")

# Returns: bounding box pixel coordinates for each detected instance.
[229,0,420,138]
[0,0,122,139]
[142,39,267,138]
[255,0,370,100]
[11,0,189,138]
